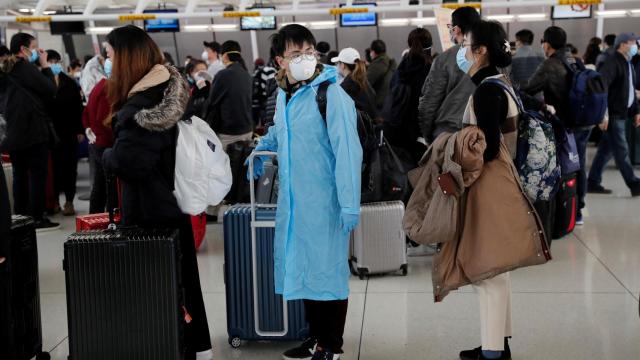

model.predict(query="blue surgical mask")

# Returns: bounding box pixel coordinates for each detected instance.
[456,46,474,74]
[50,63,63,76]
[104,58,112,78]
[187,76,195,85]
[629,44,639,58]
[29,49,39,63]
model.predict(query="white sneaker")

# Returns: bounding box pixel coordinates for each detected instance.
[196,349,213,360]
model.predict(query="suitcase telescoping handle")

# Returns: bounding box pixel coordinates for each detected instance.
[247,150,289,337]
[105,172,119,230]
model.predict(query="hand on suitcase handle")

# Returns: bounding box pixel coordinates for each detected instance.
[245,156,265,181]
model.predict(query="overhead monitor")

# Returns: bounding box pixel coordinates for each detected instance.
[144,9,180,32]
[551,5,592,20]
[241,7,277,31]
[50,13,85,35]
[340,3,377,27]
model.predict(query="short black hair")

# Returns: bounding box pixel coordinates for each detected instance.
[271,24,316,57]
[46,49,61,62]
[451,7,481,34]
[10,33,35,55]
[203,41,221,53]
[370,40,386,54]
[221,40,241,54]
[69,59,82,69]
[566,43,578,55]
[542,26,567,50]
[515,29,534,45]
[186,59,207,75]
[0,45,10,57]
[316,41,330,54]
[604,34,616,47]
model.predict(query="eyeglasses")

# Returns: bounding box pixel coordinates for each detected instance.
[284,50,318,64]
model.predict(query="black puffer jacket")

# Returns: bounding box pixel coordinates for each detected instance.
[203,62,253,135]
[103,66,189,227]
[50,73,84,139]
[0,57,56,152]
[184,82,210,120]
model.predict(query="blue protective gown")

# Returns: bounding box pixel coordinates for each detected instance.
[254,66,362,301]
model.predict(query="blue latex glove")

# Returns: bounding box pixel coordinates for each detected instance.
[245,155,265,181]
[340,212,360,235]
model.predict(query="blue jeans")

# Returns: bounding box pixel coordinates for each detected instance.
[573,128,592,216]
[588,118,640,189]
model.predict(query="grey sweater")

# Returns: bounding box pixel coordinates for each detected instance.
[418,45,476,143]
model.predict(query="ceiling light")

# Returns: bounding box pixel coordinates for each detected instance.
[87,27,114,35]
[595,10,628,18]
[43,11,56,15]
[628,9,640,16]
[280,22,309,28]
[18,8,33,13]
[517,13,547,21]
[183,24,239,32]
[410,17,436,26]
[308,21,336,29]
[380,18,410,27]
[486,14,515,22]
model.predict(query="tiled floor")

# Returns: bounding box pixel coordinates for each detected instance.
[35,154,640,360]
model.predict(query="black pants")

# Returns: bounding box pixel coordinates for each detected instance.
[52,138,78,203]
[0,158,10,260]
[89,145,108,214]
[178,218,212,358]
[304,299,348,354]
[9,143,48,221]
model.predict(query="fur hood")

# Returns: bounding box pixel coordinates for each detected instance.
[133,65,190,132]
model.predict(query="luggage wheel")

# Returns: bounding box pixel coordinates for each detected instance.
[229,336,242,348]
[357,268,369,280]
[401,264,408,276]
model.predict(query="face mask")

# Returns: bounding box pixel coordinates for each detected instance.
[456,46,474,74]
[599,44,605,52]
[201,50,209,63]
[187,76,195,85]
[289,58,317,82]
[629,44,638,58]
[29,49,39,63]
[73,72,81,79]
[104,58,112,79]
[50,63,63,76]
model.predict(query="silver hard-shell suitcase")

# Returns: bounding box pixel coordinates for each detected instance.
[350,201,408,279]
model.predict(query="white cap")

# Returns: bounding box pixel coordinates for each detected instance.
[331,48,361,65]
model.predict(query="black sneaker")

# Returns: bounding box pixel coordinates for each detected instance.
[35,218,61,233]
[283,338,317,360]
[459,338,511,360]
[311,350,340,360]
[630,183,640,197]
[587,183,613,194]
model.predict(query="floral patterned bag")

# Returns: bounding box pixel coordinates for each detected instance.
[484,79,561,202]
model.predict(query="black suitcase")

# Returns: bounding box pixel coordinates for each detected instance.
[64,228,184,360]
[552,173,578,239]
[0,215,49,360]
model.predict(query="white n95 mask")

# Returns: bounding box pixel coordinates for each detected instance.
[289,58,317,82]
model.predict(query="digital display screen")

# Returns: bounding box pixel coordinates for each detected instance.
[340,3,377,27]
[144,9,180,32]
[241,7,277,31]
[551,5,592,20]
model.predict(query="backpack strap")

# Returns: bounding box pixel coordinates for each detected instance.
[483,78,524,113]
[316,80,331,123]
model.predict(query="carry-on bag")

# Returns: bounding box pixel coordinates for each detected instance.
[64,175,184,360]
[552,173,578,239]
[223,151,308,348]
[192,213,207,251]
[0,215,49,360]
[254,159,278,204]
[350,201,408,279]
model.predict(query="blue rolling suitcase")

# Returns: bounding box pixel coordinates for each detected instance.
[223,151,308,348]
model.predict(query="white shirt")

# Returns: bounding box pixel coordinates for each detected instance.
[207,59,225,79]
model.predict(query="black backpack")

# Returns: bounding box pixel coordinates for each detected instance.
[316,81,410,203]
